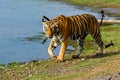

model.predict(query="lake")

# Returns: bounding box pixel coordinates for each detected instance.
[0,0,115,64]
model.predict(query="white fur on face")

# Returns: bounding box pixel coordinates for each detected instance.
[43,24,48,32]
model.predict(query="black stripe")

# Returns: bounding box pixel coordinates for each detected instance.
[92,19,97,38]
[69,17,75,35]
[75,15,82,36]
[94,33,101,44]
[81,15,89,32]
[67,18,72,34]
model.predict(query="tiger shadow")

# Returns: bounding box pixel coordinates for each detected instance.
[78,50,120,60]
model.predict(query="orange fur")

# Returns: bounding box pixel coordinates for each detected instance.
[42,13,104,62]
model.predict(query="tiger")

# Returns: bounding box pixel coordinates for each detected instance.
[42,11,105,62]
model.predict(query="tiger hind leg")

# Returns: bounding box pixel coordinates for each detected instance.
[72,33,88,59]
[94,35,104,57]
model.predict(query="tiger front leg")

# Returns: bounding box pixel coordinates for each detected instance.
[48,40,58,60]
[56,40,68,62]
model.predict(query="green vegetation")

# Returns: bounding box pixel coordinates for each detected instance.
[60,0,120,8]
[0,0,120,80]
[0,25,120,80]
[24,32,45,42]
[52,0,120,17]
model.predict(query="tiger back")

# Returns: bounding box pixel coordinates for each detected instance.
[42,11,104,62]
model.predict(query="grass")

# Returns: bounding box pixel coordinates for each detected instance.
[53,0,120,16]
[0,25,120,80]
[24,25,120,80]
[59,0,120,8]
[0,1,120,80]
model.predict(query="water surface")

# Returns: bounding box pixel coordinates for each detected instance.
[0,0,115,64]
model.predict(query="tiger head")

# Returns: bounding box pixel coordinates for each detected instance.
[42,16,60,39]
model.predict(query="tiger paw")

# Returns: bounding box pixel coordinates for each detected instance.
[55,60,64,63]
[56,57,64,63]
[50,56,57,60]
[95,53,103,57]
[72,55,79,59]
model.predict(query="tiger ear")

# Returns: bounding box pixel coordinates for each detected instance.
[42,15,50,22]
[42,18,46,22]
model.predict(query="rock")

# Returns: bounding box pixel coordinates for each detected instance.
[81,58,85,61]
[107,72,120,80]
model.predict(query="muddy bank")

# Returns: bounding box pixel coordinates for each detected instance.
[91,7,120,18]
[54,0,120,18]
[93,72,120,80]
